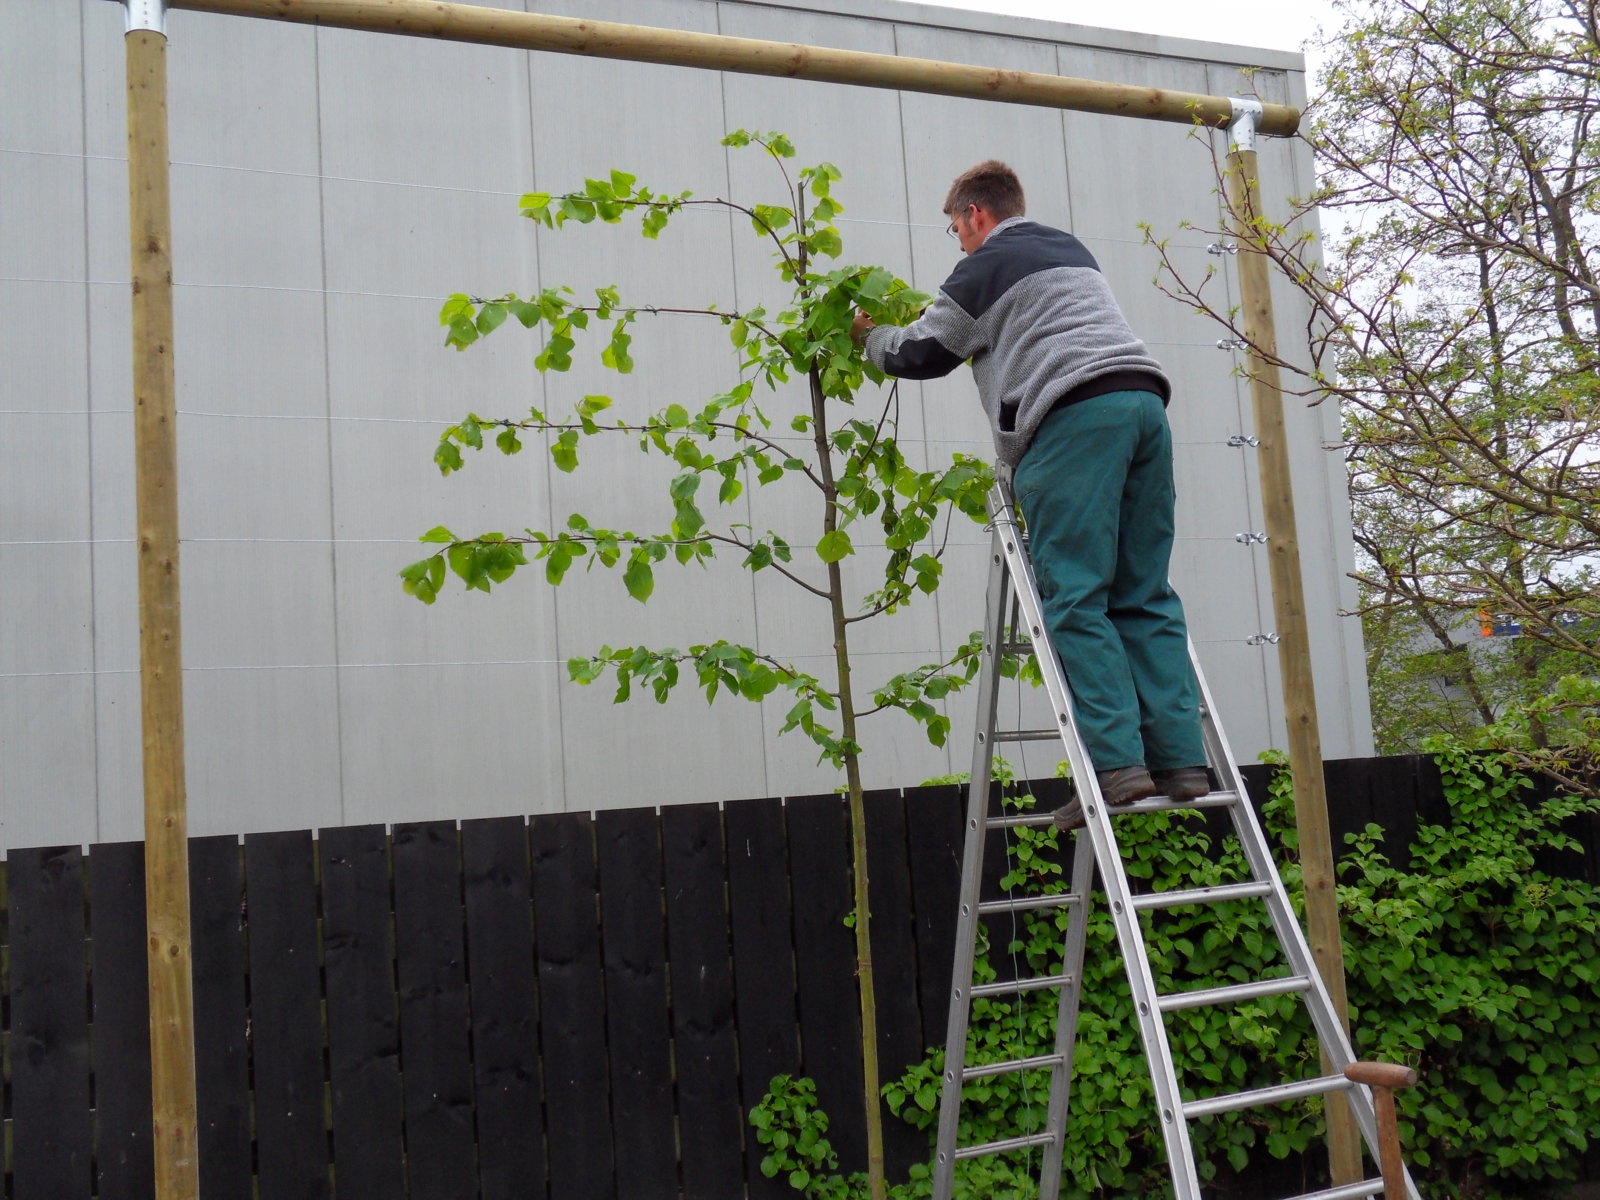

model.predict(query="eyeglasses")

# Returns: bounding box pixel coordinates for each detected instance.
[945,219,958,239]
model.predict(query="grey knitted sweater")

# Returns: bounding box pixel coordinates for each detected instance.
[863,217,1170,467]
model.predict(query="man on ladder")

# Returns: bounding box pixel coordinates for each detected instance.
[852,159,1211,817]
[854,161,1419,1200]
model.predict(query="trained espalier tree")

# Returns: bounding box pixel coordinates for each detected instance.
[399,131,994,1199]
[1146,0,1599,794]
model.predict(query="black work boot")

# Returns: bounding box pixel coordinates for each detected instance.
[1052,766,1156,831]
[1151,766,1211,801]
[1097,766,1159,806]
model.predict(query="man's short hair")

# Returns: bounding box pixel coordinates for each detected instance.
[944,161,1026,221]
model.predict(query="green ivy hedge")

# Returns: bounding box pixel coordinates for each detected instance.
[751,747,1600,1199]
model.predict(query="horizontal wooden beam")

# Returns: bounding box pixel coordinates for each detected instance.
[166,0,1300,136]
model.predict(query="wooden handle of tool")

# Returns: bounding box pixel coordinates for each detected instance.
[1344,1062,1419,1090]
[1344,1061,1418,1197]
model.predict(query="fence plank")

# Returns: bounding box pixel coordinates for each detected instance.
[189,835,253,1199]
[663,803,745,1198]
[244,829,330,1199]
[864,789,931,1179]
[530,811,614,1199]
[8,846,92,1199]
[725,796,801,1200]
[393,821,477,1199]
[461,816,546,1200]
[89,840,155,1200]
[321,824,405,1198]
[596,808,676,1199]
[786,792,867,1171]
[905,785,964,1051]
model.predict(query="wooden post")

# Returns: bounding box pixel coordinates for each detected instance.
[126,7,202,1197]
[1225,111,1362,1186]
[164,0,1302,135]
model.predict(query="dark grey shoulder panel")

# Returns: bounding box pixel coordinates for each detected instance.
[942,223,1100,319]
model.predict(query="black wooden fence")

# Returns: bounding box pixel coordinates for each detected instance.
[0,757,1593,1199]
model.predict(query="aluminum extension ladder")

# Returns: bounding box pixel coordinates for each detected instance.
[931,481,1419,1200]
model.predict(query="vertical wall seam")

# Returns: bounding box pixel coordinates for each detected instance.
[78,0,103,840]
[890,21,954,778]
[311,24,349,827]
[521,13,570,812]
[713,1,773,803]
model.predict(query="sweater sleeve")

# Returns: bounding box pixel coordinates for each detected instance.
[864,288,981,380]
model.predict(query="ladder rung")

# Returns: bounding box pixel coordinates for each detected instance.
[1129,880,1273,911]
[1115,788,1241,815]
[999,641,1033,654]
[1279,1179,1387,1200]
[953,1130,1057,1160]
[962,1051,1067,1081]
[1184,1073,1354,1119]
[991,729,1061,743]
[979,891,1083,916]
[1053,788,1241,831]
[1158,974,1312,1013]
[971,971,1075,998]
[985,812,1057,830]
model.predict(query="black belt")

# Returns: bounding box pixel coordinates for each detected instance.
[1049,370,1169,415]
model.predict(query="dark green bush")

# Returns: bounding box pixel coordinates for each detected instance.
[751,749,1600,1199]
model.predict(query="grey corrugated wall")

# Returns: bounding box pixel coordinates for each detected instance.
[0,0,1371,848]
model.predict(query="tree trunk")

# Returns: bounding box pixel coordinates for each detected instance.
[810,364,886,1200]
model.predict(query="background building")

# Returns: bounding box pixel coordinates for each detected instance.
[1,0,1370,848]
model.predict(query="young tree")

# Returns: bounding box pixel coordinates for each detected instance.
[1149,0,1599,793]
[400,131,993,1198]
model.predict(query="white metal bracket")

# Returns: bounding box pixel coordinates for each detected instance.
[124,0,166,34]
[1227,97,1265,153]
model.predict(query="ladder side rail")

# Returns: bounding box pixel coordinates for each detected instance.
[1188,645,1423,1200]
[931,535,1014,1200]
[992,482,1205,1200]
[1034,829,1097,1197]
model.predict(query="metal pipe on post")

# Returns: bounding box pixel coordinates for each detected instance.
[125,0,201,1195]
[1224,99,1362,1187]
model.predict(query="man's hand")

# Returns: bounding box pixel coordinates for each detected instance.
[850,310,876,348]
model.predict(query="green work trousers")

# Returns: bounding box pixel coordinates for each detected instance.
[1012,389,1205,772]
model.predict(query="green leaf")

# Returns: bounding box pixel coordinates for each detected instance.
[624,555,655,603]
[475,303,507,335]
[601,324,634,373]
[519,191,552,220]
[558,195,596,223]
[434,440,464,475]
[551,430,580,473]
[419,525,457,544]
[816,529,853,563]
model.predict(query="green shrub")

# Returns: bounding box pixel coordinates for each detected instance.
[1340,743,1600,1196]
[750,749,1600,1199]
